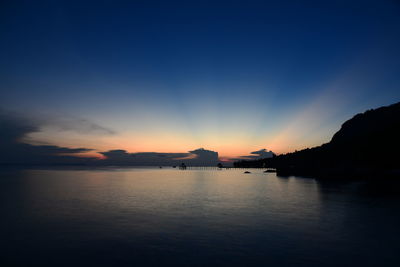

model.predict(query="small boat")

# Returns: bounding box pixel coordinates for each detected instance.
[244,171,251,174]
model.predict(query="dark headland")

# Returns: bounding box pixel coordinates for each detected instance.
[234,101,400,178]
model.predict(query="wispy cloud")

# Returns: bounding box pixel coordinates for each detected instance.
[38,116,116,135]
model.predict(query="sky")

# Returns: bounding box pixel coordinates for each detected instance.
[1,0,400,162]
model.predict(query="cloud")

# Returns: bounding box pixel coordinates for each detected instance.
[229,148,275,161]
[188,148,219,165]
[0,110,96,165]
[0,109,220,166]
[38,116,116,135]
[250,149,275,158]
[99,148,219,166]
[100,150,187,165]
[0,109,38,143]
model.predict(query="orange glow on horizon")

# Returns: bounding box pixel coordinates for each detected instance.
[24,84,351,159]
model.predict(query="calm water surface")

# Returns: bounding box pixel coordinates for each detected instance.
[1,168,400,266]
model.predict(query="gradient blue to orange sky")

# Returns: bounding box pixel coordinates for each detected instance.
[1,0,400,159]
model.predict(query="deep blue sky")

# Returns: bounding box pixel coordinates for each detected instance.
[1,0,400,157]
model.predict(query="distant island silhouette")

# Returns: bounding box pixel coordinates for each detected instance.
[234,101,400,178]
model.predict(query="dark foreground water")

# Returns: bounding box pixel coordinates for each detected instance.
[1,168,400,267]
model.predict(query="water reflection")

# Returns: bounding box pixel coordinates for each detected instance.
[1,168,400,266]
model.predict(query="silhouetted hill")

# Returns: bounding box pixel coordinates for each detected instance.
[234,102,400,178]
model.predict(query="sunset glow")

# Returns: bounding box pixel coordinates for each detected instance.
[1,0,399,162]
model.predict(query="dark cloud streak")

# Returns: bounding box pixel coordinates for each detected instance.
[229,148,275,162]
[99,148,219,166]
[0,110,221,166]
[0,110,96,165]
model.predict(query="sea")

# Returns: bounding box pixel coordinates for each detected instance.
[1,167,400,266]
